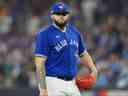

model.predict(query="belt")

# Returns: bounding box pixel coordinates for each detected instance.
[56,76,74,81]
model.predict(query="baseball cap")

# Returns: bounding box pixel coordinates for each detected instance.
[50,2,70,14]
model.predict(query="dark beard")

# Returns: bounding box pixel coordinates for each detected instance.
[54,20,67,29]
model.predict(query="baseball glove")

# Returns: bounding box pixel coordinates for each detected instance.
[76,74,96,91]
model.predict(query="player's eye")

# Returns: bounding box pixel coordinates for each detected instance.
[54,12,69,16]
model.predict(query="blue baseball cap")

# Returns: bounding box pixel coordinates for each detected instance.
[50,2,70,14]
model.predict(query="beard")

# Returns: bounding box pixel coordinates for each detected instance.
[54,19,68,29]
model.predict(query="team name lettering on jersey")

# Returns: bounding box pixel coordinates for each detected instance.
[70,39,78,48]
[54,39,68,52]
[54,39,78,52]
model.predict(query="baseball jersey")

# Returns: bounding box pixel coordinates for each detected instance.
[35,24,87,78]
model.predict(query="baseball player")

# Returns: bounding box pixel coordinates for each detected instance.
[34,2,97,96]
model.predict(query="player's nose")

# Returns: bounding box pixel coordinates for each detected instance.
[59,16,64,19]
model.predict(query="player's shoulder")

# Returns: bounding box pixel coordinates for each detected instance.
[36,25,52,36]
[37,25,51,33]
[69,24,81,35]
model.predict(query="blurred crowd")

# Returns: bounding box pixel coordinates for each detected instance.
[0,0,128,91]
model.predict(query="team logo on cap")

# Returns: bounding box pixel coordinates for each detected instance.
[59,5,63,9]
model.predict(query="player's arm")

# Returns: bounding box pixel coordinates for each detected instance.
[80,52,97,78]
[76,52,97,90]
[34,31,48,96]
[35,56,48,96]
[77,31,97,78]
[34,56,47,89]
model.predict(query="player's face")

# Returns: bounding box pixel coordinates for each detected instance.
[51,12,70,27]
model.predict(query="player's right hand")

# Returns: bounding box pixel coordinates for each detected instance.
[39,89,48,96]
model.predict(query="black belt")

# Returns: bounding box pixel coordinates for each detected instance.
[56,76,74,81]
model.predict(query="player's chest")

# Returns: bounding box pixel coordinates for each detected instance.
[48,32,78,52]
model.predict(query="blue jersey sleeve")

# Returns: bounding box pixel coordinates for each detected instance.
[78,32,87,57]
[35,31,48,58]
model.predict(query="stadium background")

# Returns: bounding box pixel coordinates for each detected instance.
[0,0,128,96]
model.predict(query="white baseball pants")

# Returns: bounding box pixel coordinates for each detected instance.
[46,76,81,96]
